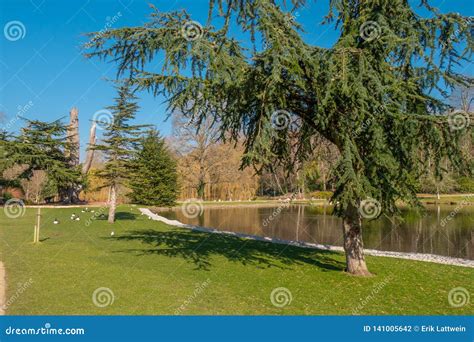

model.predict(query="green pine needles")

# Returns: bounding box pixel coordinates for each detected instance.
[93,84,145,188]
[6,119,81,201]
[93,83,148,222]
[128,130,178,206]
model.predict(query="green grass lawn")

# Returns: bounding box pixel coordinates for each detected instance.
[0,205,472,315]
[417,194,474,204]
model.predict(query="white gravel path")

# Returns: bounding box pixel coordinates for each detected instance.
[139,208,474,269]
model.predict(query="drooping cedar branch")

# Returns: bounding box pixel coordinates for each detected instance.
[85,0,472,217]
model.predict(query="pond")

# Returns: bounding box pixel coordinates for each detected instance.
[159,204,474,260]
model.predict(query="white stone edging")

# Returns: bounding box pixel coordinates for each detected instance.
[139,208,474,268]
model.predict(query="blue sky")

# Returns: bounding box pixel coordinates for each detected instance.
[0,0,472,160]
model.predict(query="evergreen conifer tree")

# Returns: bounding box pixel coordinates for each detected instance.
[86,0,473,275]
[128,130,178,206]
[93,83,146,223]
[9,119,81,202]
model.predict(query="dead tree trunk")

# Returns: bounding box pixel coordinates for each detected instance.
[342,204,371,276]
[68,107,80,164]
[64,109,97,203]
[77,121,97,203]
[66,107,80,203]
[82,122,96,175]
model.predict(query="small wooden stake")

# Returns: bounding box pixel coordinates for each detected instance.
[34,208,41,243]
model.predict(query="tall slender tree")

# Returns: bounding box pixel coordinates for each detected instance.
[86,0,473,275]
[93,83,145,223]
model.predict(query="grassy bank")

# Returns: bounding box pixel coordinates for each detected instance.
[417,194,474,204]
[0,206,472,315]
[185,193,474,207]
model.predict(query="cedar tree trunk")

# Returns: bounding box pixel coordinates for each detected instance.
[342,203,371,276]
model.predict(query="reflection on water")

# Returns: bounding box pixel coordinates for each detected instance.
[160,204,474,260]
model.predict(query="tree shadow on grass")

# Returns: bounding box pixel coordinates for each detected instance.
[95,212,137,221]
[112,228,345,271]
[115,212,137,220]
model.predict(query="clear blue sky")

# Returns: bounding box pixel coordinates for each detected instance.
[0,0,472,160]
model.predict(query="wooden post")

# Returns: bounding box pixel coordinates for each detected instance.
[33,225,37,243]
[34,208,41,243]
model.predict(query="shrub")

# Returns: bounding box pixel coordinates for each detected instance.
[455,177,474,193]
[1,191,13,204]
[307,191,333,200]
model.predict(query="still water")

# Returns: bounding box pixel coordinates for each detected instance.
[160,204,474,260]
